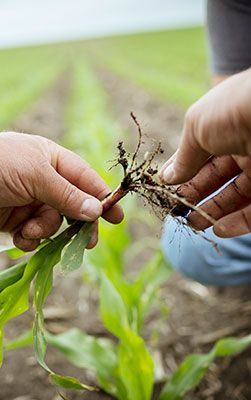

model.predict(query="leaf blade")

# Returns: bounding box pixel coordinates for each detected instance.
[61,222,92,273]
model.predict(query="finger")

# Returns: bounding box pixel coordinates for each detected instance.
[1,201,41,232]
[177,156,241,204]
[213,205,251,237]
[160,118,209,184]
[159,151,177,180]
[34,164,103,222]
[86,221,98,249]
[188,171,251,230]
[160,73,250,185]
[21,205,62,239]
[51,144,123,224]
[13,231,40,252]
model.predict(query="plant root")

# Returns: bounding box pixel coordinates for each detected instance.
[103,113,222,251]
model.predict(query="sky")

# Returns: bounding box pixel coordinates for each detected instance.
[0,0,206,48]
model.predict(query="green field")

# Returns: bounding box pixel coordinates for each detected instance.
[0,26,209,133]
[88,27,209,107]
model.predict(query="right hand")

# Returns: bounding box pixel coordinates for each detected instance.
[160,68,251,238]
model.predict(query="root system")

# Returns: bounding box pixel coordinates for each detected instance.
[103,113,217,228]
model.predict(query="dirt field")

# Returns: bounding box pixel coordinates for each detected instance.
[1,69,251,400]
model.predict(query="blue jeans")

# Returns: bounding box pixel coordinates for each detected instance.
[161,217,251,287]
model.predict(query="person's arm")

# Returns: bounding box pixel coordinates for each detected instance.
[0,132,123,251]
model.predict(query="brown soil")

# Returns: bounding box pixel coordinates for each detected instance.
[0,68,251,400]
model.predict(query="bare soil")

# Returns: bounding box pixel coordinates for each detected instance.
[0,68,250,400]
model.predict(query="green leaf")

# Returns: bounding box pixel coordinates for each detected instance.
[118,330,154,400]
[33,242,67,372]
[5,329,33,350]
[85,219,129,283]
[0,262,26,292]
[32,234,95,392]
[7,247,26,260]
[47,328,117,375]
[0,240,26,258]
[0,221,82,366]
[47,328,122,397]
[159,352,214,400]
[132,250,172,331]
[33,312,51,372]
[49,373,95,391]
[214,335,251,357]
[61,222,92,273]
[100,274,129,339]
[160,334,251,400]
[0,273,32,365]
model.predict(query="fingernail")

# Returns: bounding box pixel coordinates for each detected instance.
[162,164,175,183]
[81,198,102,220]
[159,154,176,179]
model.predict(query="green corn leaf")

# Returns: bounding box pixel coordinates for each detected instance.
[5,329,33,350]
[7,247,26,259]
[0,241,26,258]
[61,222,92,273]
[213,335,251,357]
[0,255,37,366]
[159,352,215,400]
[132,250,172,331]
[0,262,26,292]
[33,312,51,372]
[47,328,123,397]
[118,330,154,400]
[135,250,172,293]
[49,373,96,391]
[0,236,62,355]
[32,232,95,392]
[85,219,129,283]
[100,274,129,340]
[160,334,251,400]
[47,328,117,375]
[33,241,68,372]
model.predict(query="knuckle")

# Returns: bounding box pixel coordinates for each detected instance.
[60,184,78,210]
[241,209,251,232]
[184,107,195,128]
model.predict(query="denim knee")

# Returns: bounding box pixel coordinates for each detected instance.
[161,218,251,287]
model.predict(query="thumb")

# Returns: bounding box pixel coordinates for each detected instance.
[160,139,209,185]
[160,118,209,184]
[35,166,103,221]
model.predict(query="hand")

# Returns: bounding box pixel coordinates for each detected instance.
[160,68,251,237]
[0,132,123,251]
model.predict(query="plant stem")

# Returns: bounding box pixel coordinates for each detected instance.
[102,184,129,214]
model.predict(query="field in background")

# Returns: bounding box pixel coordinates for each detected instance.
[0,27,208,133]
[88,27,209,107]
